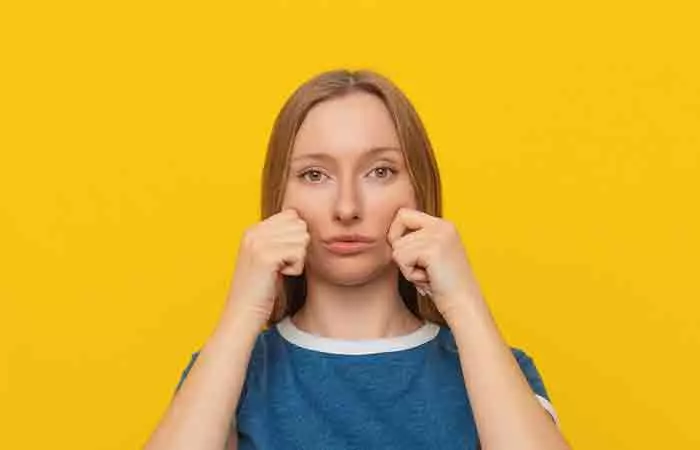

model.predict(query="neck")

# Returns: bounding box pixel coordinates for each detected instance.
[290,266,424,340]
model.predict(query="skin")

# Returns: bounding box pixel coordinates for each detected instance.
[281,90,571,449]
[282,90,424,339]
[145,89,570,450]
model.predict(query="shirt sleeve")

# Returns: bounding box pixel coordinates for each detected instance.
[510,348,559,426]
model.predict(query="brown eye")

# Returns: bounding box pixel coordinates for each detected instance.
[370,166,396,179]
[300,169,326,183]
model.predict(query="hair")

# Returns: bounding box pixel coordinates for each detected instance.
[261,69,447,328]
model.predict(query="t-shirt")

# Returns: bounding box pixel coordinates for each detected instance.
[175,316,558,450]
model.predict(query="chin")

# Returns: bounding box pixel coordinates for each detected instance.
[309,256,393,286]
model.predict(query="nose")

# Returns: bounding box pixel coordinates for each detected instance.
[333,177,362,223]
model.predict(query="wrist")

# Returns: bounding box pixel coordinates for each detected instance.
[442,294,491,331]
[215,305,266,342]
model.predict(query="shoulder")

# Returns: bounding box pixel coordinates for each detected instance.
[437,326,550,398]
[247,325,284,366]
[175,326,280,389]
[437,326,558,423]
[437,326,538,360]
[435,325,532,359]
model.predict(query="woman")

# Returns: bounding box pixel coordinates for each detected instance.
[145,69,571,450]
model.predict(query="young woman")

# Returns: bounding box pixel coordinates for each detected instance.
[145,70,571,450]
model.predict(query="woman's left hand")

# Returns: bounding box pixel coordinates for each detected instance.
[387,207,485,322]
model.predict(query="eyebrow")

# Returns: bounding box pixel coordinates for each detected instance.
[291,146,403,164]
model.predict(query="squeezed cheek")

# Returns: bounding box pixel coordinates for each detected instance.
[282,187,326,239]
[282,185,311,217]
[367,191,415,240]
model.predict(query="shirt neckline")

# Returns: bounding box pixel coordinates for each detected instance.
[275,315,441,355]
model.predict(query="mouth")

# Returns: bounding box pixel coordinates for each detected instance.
[322,236,376,256]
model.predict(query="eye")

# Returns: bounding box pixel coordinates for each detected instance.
[369,166,397,179]
[299,169,328,183]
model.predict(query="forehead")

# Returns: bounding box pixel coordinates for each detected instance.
[292,91,401,160]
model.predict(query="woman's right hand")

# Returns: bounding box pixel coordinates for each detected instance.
[223,208,310,329]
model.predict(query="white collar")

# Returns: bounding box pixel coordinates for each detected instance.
[276,316,441,355]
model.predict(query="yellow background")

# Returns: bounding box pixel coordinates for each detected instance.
[1,1,698,448]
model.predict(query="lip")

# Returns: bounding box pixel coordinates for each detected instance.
[322,235,376,255]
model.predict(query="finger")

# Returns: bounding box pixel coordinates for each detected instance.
[278,207,312,230]
[409,269,429,283]
[273,208,307,227]
[390,227,428,251]
[265,227,310,243]
[268,209,295,224]
[415,282,433,297]
[262,214,307,235]
[280,260,304,276]
[400,264,428,285]
[396,260,417,284]
[279,249,306,276]
[387,208,415,245]
[387,208,436,245]
[393,245,429,284]
[268,236,309,250]
[263,241,306,273]
[279,206,299,216]
[392,234,433,271]
[272,208,303,224]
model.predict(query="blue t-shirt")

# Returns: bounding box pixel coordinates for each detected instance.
[175,316,558,450]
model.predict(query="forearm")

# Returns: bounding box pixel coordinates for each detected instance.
[145,309,260,450]
[448,297,570,450]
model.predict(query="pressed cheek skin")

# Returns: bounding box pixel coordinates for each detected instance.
[366,182,417,242]
[278,91,419,284]
[280,160,418,286]
[281,184,327,243]
[282,174,417,270]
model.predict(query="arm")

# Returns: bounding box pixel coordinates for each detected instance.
[225,429,238,450]
[144,208,309,449]
[449,296,571,450]
[144,309,259,450]
[386,208,570,449]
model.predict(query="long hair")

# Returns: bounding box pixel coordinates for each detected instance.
[260,69,446,328]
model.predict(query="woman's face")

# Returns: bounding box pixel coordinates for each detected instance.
[282,91,417,286]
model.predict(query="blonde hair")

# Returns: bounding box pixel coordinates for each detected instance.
[261,69,447,328]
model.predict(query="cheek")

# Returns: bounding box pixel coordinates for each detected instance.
[365,181,417,212]
[365,185,417,234]
[282,186,326,230]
